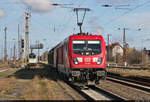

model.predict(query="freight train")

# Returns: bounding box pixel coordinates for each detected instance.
[48,33,106,86]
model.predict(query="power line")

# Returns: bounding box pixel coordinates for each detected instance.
[59,0,89,35]
[78,0,88,7]
[104,0,150,25]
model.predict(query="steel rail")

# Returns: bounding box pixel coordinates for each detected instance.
[107,65,150,70]
[107,73,150,87]
[64,81,94,100]
[107,76,150,93]
[0,68,11,73]
[59,75,95,100]
[65,80,127,100]
[89,86,127,101]
[61,75,125,100]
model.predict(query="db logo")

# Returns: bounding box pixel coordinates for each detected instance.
[84,58,91,62]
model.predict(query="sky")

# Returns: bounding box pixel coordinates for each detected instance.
[0,0,150,59]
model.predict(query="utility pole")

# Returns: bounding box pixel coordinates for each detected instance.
[1,45,3,63]
[107,34,110,66]
[37,40,40,62]
[10,47,12,61]
[13,42,16,64]
[4,27,7,64]
[18,24,20,60]
[141,39,144,64]
[123,28,126,66]
[118,28,129,66]
[25,12,31,64]
[123,28,128,66]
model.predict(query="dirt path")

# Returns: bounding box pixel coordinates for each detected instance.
[0,65,84,100]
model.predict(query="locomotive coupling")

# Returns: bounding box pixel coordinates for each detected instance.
[71,71,80,77]
[96,70,106,77]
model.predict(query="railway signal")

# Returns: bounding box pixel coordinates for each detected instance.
[30,43,43,49]
[30,42,44,62]
[21,39,24,48]
[18,24,21,61]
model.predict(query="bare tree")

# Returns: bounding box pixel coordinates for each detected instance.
[127,49,142,64]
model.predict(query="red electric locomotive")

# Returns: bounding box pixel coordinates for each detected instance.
[48,33,106,85]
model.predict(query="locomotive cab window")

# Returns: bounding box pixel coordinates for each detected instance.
[29,53,36,58]
[73,40,101,55]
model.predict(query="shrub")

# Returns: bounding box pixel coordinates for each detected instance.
[127,50,142,64]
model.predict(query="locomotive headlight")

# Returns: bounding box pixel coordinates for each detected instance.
[97,58,102,65]
[73,58,79,65]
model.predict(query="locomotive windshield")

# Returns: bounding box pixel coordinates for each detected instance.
[73,40,101,55]
[29,53,36,58]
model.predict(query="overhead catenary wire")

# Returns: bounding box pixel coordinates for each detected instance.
[104,0,150,25]
[1,0,149,43]
[57,0,86,35]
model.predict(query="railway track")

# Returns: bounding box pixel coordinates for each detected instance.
[66,82,127,100]
[58,72,126,101]
[107,75,150,93]
[61,72,150,100]
[107,65,150,70]
[87,86,127,100]
[0,68,10,73]
[108,73,150,87]
[65,73,150,100]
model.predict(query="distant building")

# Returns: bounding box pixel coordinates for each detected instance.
[41,51,48,61]
[106,42,123,57]
[106,42,123,62]
[144,49,150,56]
[143,48,150,64]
